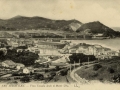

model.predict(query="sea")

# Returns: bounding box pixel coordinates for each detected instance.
[65,38,120,51]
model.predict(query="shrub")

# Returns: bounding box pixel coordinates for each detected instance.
[34,74,44,80]
[33,63,41,68]
[99,78,103,81]
[12,73,26,76]
[84,66,89,69]
[20,76,30,83]
[112,74,120,83]
[53,76,59,82]
[12,81,18,84]
[93,64,102,71]
[50,72,56,77]
[91,72,98,77]
[107,68,115,74]
[60,69,68,76]
[55,66,60,71]
[45,69,49,73]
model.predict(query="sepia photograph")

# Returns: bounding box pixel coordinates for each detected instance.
[0,0,120,90]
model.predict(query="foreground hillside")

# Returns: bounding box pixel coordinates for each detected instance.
[76,58,120,83]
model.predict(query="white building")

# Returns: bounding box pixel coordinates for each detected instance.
[23,68,30,74]
[16,63,25,70]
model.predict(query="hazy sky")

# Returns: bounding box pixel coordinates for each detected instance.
[0,0,120,27]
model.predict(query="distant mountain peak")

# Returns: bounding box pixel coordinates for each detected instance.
[11,15,25,19]
[76,21,118,37]
[95,21,100,22]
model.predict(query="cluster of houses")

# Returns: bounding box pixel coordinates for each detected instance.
[0,38,70,78]
[35,55,70,66]
[67,43,120,59]
[92,33,110,39]
[7,38,34,48]
[5,38,66,55]
[0,54,70,75]
[0,60,30,73]
[0,60,45,75]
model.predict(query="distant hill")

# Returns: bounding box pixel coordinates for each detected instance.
[0,16,120,38]
[0,16,82,31]
[76,21,120,37]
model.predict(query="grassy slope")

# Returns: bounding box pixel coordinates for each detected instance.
[76,59,120,82]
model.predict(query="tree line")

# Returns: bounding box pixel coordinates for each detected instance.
[69,53,96,63]
[0,48,39,66]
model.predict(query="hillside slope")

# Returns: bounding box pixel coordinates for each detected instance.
[77,21,120,37]
[76,58,120,83]
[0,16,82,31]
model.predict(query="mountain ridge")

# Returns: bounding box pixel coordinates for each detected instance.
[0,15,120,38]
[0,16,82,31]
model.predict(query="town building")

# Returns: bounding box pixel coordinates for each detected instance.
[2,60,16,68]
[28,47,40,54]
[92,33,104,39]
[18,39,34,47]
[22,68,30,74]
[50,55,70,66]
[16,63,25,70]
[37,41,66,49]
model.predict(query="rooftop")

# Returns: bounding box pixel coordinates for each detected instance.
[2,60,16,66]
[38,41,65,46]
[70,43,91,49]
[16,63,25,66]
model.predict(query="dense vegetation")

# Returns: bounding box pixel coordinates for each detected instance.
[1,15,118,37]
[77,21,120,37]
[0,16,82,31]
[19,33,64,38]
[0,49,39,66]
[76,59,120,83]
[0,16,120,38]
[69,53,96,63]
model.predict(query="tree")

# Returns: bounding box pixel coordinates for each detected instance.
[0,49,39,66]
[60,69,68,76]
[16,46,28,49]
[0,50,4,60]
[34,74,44,80]
[20,76,30,83]
[55,66,60,71]
[93,64,102,71]
[69,53,96,64]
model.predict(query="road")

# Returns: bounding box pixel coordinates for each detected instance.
[70,66,88,84]
[70,62,99,84]
[45,71,75,84]
[1,74,12,78]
